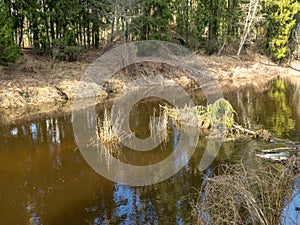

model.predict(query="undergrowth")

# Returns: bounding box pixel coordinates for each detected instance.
[190,158,299,225]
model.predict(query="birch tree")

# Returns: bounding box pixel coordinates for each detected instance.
[237,0,259,56]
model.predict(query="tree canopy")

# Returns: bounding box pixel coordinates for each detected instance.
[0,0,299,65]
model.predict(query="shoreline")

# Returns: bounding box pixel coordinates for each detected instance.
[1,50,299,124]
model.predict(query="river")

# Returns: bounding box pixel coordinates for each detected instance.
[0,77,299,224]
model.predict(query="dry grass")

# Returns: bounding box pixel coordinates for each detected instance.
[95,109,128,162]
[96,106,171,162]
[97,109,118,144]
[97,108,169,145]
[190,158,299,225]
[0,50,297,125]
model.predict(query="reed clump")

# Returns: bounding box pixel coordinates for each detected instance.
[97,109,118,144]
[97,108,169,145]
[96,109,127,162]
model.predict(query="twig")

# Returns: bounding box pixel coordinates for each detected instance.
[259,61,279,67]
[284,63,300,72]
[230,55,242,62]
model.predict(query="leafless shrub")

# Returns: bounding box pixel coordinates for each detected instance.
[190,158,299,225]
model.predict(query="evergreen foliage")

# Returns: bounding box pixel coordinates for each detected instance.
[0,0,298,63]
[0,0,21,65]
[265,0,298,60]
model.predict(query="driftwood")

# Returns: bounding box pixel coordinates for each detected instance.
[233,124,300,146]
[55,86,69,101]
[258,147,292,153]
[233,124,259,137]
[255,146,299,162]
[256,152,290,162]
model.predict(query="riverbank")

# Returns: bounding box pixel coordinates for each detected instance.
[0,49,299,123]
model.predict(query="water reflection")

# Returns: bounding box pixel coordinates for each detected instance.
[224,77,300,141]
[30,123,38,141]
[10,127,18,137]
[282,178,300,225]
[0,77,299,224]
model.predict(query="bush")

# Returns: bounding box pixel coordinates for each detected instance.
[1,43,21,65]
[51,39,84,62]
[64,45,84,62]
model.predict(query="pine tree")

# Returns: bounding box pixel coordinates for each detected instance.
[0,0,21,65]
[132,0,173,40]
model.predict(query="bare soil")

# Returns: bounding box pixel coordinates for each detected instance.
[0,49,299,123]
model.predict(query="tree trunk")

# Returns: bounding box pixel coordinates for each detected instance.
[32,17,39,49]
[18,16,24,47]
[185,0,189,45]
[111,15,115,43]
[87,22,90,48]
[290,11,300,60]
[206,0,218,55]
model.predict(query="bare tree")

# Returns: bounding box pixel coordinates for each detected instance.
[237,0,259,56]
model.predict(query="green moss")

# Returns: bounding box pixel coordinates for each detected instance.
[162,98,236,130]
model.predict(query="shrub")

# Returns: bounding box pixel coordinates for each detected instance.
[190,158,299,224]
[265,0,298,61]
[51,39,84,62]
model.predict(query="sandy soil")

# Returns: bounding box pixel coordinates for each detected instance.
[0,49,299,123]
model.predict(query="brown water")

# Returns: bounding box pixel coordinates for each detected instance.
[0,77,299,225]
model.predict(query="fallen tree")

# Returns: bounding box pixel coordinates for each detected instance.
[161,98,299,162]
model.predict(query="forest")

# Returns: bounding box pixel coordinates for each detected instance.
[0,0,299,65]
